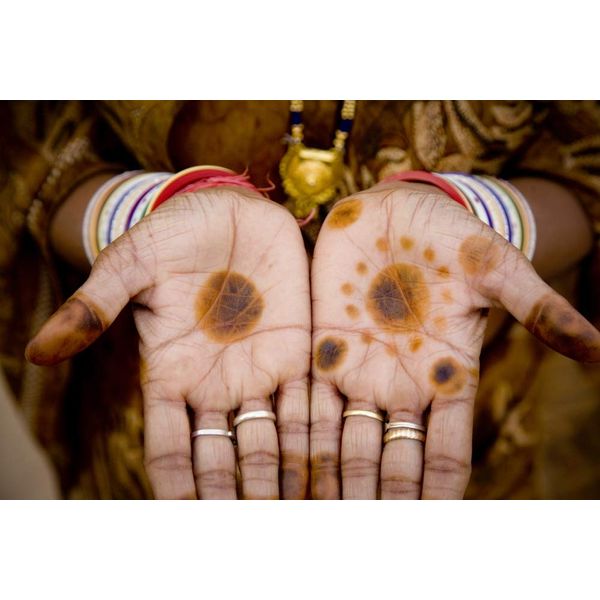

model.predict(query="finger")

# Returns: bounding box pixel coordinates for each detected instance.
[143,387,196,500]
[236,398,280,499]
[380,408,425,499]
[341,401,383,499]
[276,379,309,499]
[421,392,475,500]
[192,410,237,500]
[310,379,344,499]
[501,261,600,362]
[25,229,154,365]
[462,233,600,362]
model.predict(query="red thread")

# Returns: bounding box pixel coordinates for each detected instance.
[381,170,469,209]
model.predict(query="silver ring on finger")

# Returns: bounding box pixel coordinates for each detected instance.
[233,410,276,428]
[385,420,426,433]
[191,428,235,443]
[383,428,426,444]
[342,409,385,423]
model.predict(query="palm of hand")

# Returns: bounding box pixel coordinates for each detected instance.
[27,189,311,500]
[310,182,600,500]
[132,192,309,415]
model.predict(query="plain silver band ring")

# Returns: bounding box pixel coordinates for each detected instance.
[385,420,426,433]
[342,410,385,423]
[191,428,234,440]
[233,410,276,428]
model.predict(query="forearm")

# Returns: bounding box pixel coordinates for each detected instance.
[49,172,119,272]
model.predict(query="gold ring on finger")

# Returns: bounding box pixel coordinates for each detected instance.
[385,420,426,433]
[383,428,426,444]
[342,410,385,423]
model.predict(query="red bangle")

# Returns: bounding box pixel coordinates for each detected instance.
[381,170,470,210]
[147,165,261,212]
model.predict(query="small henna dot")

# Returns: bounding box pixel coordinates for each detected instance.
[376,237,389,252]
[400,236,414,251]
[409,337,423,352]
[361,332,373,345]
[346,304,360,319]
[341,283,354,295]
[356,262,368,275]
[433,315,447,331]
[423,246,435,262]
[315,337,348,371]
[442,289,453,303]
[437,266,450,278]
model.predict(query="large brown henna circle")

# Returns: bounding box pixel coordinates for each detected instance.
[196,271,264,343]
[366,263,430,331]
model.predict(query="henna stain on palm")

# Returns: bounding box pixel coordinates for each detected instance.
[433,315,447,332]
[346,304,360,319]
[361,332,374,345]
[400,236,414,251]
[442,289,453,303]
[25,296,107,365]
[525,295,600,362]
[315,337,348,371]
[356,262,368,275]
[195,271,264,343]
[459,235,499,275]
[423,246,435,262]
[409,337,423,352]
[376,237,389,252]
[327,198,363,229]
[437,266,450,279]
[430,357,467,395]
[385,343,398,357]
[341,282,354,295]
[366,263,429,331]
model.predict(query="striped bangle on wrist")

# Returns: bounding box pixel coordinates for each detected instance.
[382,170,537,261]
[82,165,261,265]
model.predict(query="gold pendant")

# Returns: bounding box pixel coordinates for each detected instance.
[279,143,344,218]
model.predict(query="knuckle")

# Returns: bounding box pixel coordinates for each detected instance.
[239,450,279,470]
[342,456,380,479]
[195,468,236,491]
[145,451,192,474]
[380,475,421,498]
[425,453,471,479]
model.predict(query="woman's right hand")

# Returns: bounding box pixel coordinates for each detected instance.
[26,187,312,500]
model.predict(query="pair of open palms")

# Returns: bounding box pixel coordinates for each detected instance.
[26,182,600,499]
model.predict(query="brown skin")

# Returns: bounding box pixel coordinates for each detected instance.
[29,186,312,501]
[39,172,594,501]
[310,180,600,501]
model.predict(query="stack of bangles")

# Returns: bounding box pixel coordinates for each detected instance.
[82,166,536,265]
[82,165,261,264]
[382,170,537,261]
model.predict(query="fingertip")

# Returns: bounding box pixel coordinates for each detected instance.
[525,294,600,362]
[23,296,106,366]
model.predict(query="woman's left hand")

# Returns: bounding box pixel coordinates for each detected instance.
[310,180,600,499]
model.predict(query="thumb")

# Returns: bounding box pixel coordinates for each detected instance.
[494,243,600,363]
[25,230,154,365]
